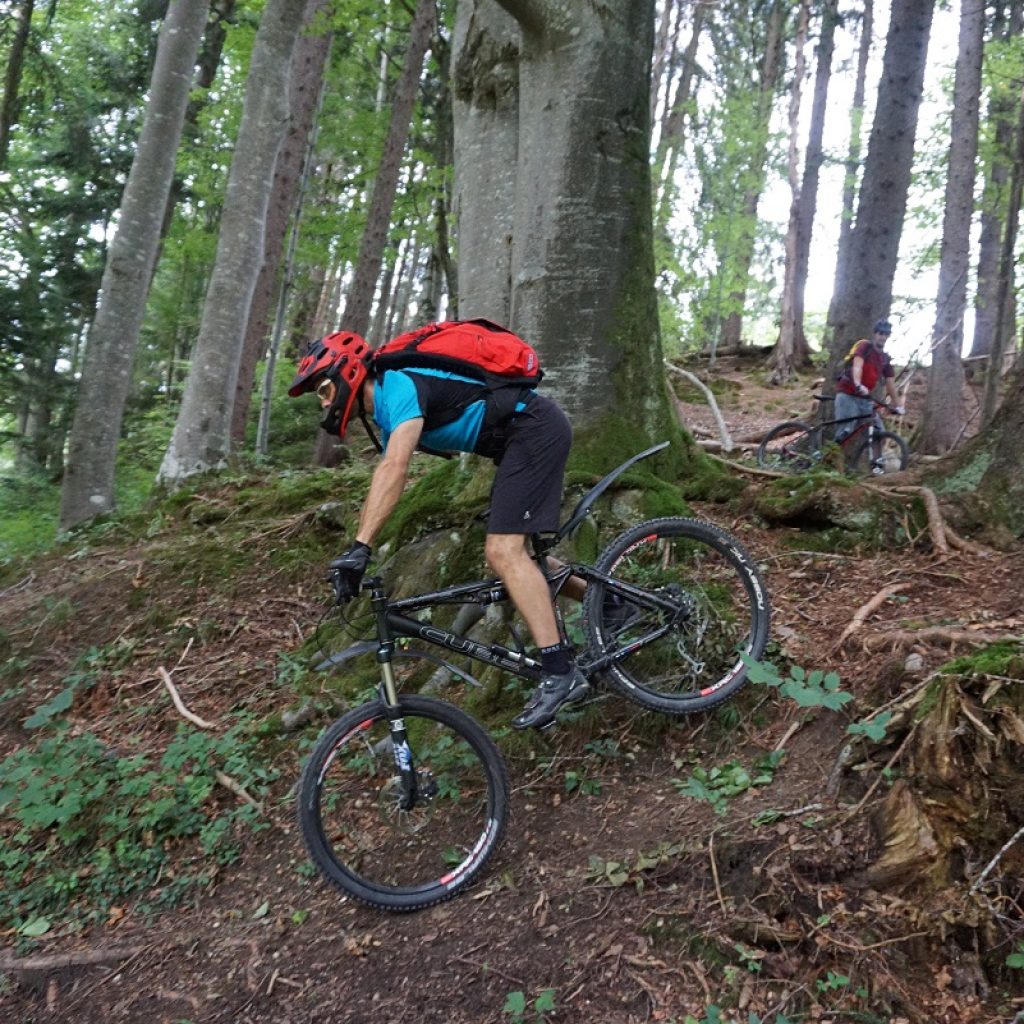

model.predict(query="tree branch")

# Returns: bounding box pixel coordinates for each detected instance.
[665,361,735,452]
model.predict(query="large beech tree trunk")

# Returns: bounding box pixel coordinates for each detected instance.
[58,0,211,530]
[158,0,308,485]
[453,0,672,440]
[827,0,934,375]
[917,0,984,454]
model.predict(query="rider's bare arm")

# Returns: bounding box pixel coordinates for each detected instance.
[355,417,424,547]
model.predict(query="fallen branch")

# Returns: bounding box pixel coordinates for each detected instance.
[832,582,913,652]
[665,361,734,452]
[214,769,264,814]
[863,627,1018,653]
[704,451,784,478]
[158,666,216,730]
[971,823,1024,893]
[0,946,145,974]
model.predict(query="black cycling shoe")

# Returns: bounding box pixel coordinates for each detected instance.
[512,667,590,731]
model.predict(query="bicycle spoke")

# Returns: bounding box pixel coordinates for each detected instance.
[301,697,506,908]
[586,519,769,714]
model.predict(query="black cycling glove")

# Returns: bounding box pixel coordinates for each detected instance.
[329,542,372,604]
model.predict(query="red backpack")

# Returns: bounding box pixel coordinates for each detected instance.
[372,319,543,387]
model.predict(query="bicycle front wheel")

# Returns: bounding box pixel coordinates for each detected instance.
[298,694,508,912]
[846,430,908,477]
[756,421,822,473]
[584,518,770,715]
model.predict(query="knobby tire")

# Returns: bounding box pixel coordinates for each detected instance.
[583,518,770,714]
[298,694,508,912]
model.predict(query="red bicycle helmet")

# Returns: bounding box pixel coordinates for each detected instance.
[288,331,372,438]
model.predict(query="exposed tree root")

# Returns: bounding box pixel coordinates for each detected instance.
[863,627,1018,653]
[832,582,913,651]
[0,946,146,974]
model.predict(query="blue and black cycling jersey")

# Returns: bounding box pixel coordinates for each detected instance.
[373,368,533,456]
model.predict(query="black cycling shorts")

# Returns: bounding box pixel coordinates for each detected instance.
[487,394,572,535]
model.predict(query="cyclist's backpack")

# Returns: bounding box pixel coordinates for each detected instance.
[372,319,543,387]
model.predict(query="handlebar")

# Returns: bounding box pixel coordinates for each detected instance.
[813,394,902,414]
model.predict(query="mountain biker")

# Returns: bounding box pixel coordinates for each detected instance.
[288,327,589,731]
[834,318,905,441]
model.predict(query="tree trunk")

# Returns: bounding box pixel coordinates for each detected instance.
[826,0,873,334]
[451,0,521,323]
[478,0,672,441]
[771,0,812,384]
[917,0,984,454]
[157,0,308,485]
[784,0,838,365]
[230,0,332,447]
[982,81,1024,427]
[0,0,35,167]
[339,0,435,338]
[826,0,935,378]
[58,0,211,530]
[653,1,705,236]
[969,0,1024,360]
[717,0,784,351]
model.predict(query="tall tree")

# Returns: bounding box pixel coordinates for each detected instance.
[970,0,1024,359]
[717,0,785,351]
[917,0,985,454]
[771,0,812,384]
[454,0,674,441]
[826,0,873,334]
[826,0,935,373]
[311,0,435,467]
[230,0,332,447]
[58,0,211,531]
[157,0,308,485]
[0,0,35,166]
[451,0,520,324]
[772,0,839,379]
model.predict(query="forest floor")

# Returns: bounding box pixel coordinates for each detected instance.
[1,355,1022,1024]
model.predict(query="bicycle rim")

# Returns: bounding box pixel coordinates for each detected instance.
[847,430,908,476]
[756,421,820,473]
[585,518,770,714]
[298,695,508,911]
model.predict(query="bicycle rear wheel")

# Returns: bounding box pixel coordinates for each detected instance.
[756,421,822,473]
[846,430,908,477]
[584,518,770,715]
[298,694,508,911]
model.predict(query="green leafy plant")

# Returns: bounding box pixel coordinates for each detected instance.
[847,711,893,742]
[1007,944,1024,969]
[674,750,784,816]
[0,722,277,932]
[742,656,852,710]
[503,988,555,1024]
[564,770,602,796]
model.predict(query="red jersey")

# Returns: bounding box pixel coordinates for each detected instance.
[836,340,894,395]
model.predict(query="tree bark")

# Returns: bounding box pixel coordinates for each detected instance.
[0,0,35,167]
[826,0,935,376]
[230,0,332,447]
[451,0,521,323]
[969,0,1023,359]
[826,0,873,334]
[58,0,210,530]
[339,0,435,338]
[157,0,308,485]
[917,0,984,454]
[784,0,838,365]
[771,0,812,384]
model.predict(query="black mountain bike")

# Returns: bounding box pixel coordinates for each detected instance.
[297,442,771,911]
[756,395,909,477]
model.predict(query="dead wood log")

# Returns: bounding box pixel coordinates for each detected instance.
[832,582,913,651]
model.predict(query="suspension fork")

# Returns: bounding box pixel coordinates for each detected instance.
[368,578,418,809]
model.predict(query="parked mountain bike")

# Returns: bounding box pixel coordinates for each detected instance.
[756,395,909,477]
[297,441,771,912]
